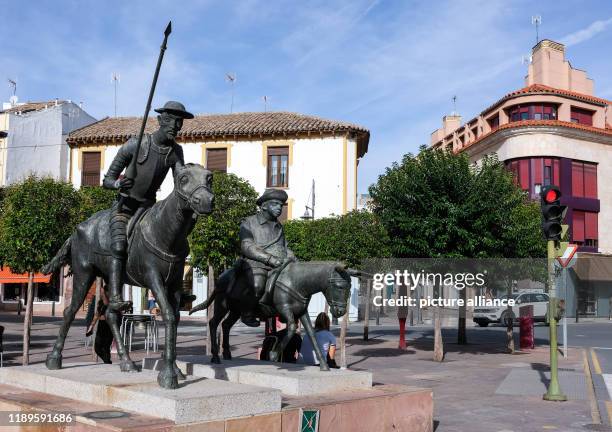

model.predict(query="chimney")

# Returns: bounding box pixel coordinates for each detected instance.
[443,114,462,136]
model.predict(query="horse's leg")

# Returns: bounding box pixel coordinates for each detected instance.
[147,273,179,389]
[269,310,298,363]
[221,308,240,360]
[46,265,94,370]
[300,313,330,371]
[171,288,186,380]
[209,299,227,364]
[105,294,139,372]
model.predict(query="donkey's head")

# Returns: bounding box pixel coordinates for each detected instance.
[324,264,360,318]
[174,164,215,216]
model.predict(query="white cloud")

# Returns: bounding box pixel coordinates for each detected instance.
[560,17,612,47]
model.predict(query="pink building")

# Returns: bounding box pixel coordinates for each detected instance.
[431,39,612,254]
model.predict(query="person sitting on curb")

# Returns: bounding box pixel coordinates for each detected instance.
[299,312,339,368]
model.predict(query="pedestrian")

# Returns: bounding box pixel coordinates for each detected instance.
[299,312,339,368]
[259,317,302,363]
[147,289,156,311]
[85,289,114,364]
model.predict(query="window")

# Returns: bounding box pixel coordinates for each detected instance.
[506,157,560,198]
[508,103,557,122]
[571,161,597,198]
[1,282,59,302]
[487,115,499,131]
[81,152,101,187]
[267,147,289,188]
[206,148,227,173]
[570,107,594,125]
[572,210,598,248]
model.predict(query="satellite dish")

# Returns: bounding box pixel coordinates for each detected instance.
[9,95,18,106]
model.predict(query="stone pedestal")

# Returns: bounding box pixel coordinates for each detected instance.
[0,363,280,424]
[143,355,373,396]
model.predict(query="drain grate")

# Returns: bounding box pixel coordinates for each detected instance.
[82,411,130,420]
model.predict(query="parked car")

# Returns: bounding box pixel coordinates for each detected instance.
[473,292,549,327]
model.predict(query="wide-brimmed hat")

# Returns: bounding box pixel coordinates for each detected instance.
[257,189,288,206]
[154,101,194,119]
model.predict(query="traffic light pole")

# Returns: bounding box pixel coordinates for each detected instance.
[544,239,567,402]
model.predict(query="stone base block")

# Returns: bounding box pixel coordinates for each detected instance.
[143,355,373,396]
[0,363,280,424]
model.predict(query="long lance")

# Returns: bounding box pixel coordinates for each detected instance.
[120,21,172,203]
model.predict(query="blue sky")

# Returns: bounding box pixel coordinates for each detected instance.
[2,0,612,192]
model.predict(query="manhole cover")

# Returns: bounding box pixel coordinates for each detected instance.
[583,424,612,431]
[82,411,129,420]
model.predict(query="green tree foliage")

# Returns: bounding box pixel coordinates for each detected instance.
[77,186,117,222]
[284,210,390,268]
[0,176,80,273]
[368,146,546,259]
[188,173,258,273]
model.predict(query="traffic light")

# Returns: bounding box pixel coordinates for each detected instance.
[540,186,567,241]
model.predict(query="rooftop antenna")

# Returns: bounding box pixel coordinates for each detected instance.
[262,95,269,112]
[225,73,236,113]
[301,179,315,220]
[452,95,457,115]
[7,79,17,106]
[532,15,542,44]
[111,72,120,117]
[521,55,533,65]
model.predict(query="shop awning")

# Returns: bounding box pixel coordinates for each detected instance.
[0,268,51,283]
[572,253,612,282]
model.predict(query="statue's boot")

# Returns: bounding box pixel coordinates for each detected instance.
[241,311,260,327]
[108,258,132,312]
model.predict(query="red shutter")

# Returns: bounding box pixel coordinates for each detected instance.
[519,159,529,191]
[206,148,227,173]
[584,163,597,198]
[553,159,560,186]
[571,161,584,197]
[585,212,598,240]
[533,158,543,185]
[573,211,585,242]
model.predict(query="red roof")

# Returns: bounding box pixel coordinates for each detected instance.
[0,268,51,284]
[460,119,612,153]
[481,84,611,115]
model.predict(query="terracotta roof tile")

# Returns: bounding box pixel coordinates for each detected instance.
[460,119,612,153]
[67,112,370,156]
[481,84,611,115]
[1,100,67,114]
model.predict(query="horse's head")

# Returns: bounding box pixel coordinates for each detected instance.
[324,264,360,318]
[174,164,215,216]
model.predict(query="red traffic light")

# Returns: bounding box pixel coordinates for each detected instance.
[543,187,560,203]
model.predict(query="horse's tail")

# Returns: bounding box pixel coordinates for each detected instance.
[41,236,72,275]
[189,290,216,315]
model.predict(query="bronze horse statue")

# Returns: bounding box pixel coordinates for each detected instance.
[190,261,357,370]
[42,164,214,389]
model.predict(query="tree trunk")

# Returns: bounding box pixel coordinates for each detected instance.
[457,288,467,345]
[206,264,215,356]
[22,272,35,365]
[363,279,371,341]
[339,298,349,369]
[505,303,514,353]
[92,277,102,361]
[433,306,444,362]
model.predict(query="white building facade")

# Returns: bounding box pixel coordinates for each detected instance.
[67,111,370,320]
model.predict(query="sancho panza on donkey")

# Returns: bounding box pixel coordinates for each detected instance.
[42,101,215,389]
[190,188,358,369]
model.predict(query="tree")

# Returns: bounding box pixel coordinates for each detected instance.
[77,186,116,221]
[369,147,545,357]
[188,173,258,354]
[0,176,80,365]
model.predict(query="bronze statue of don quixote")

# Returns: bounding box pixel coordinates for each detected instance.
[43,22,357,389]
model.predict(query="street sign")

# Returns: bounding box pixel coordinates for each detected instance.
[556,244,578,268]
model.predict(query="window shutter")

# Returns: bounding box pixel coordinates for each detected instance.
[82,152,101,187]
[573,211,585,242]
[206,148,227,173]
[584,163,597,198]
[585,212,598,240]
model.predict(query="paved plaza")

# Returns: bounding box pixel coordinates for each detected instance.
[3,312,612,431]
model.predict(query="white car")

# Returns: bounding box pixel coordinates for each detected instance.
[473,292,549,327]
